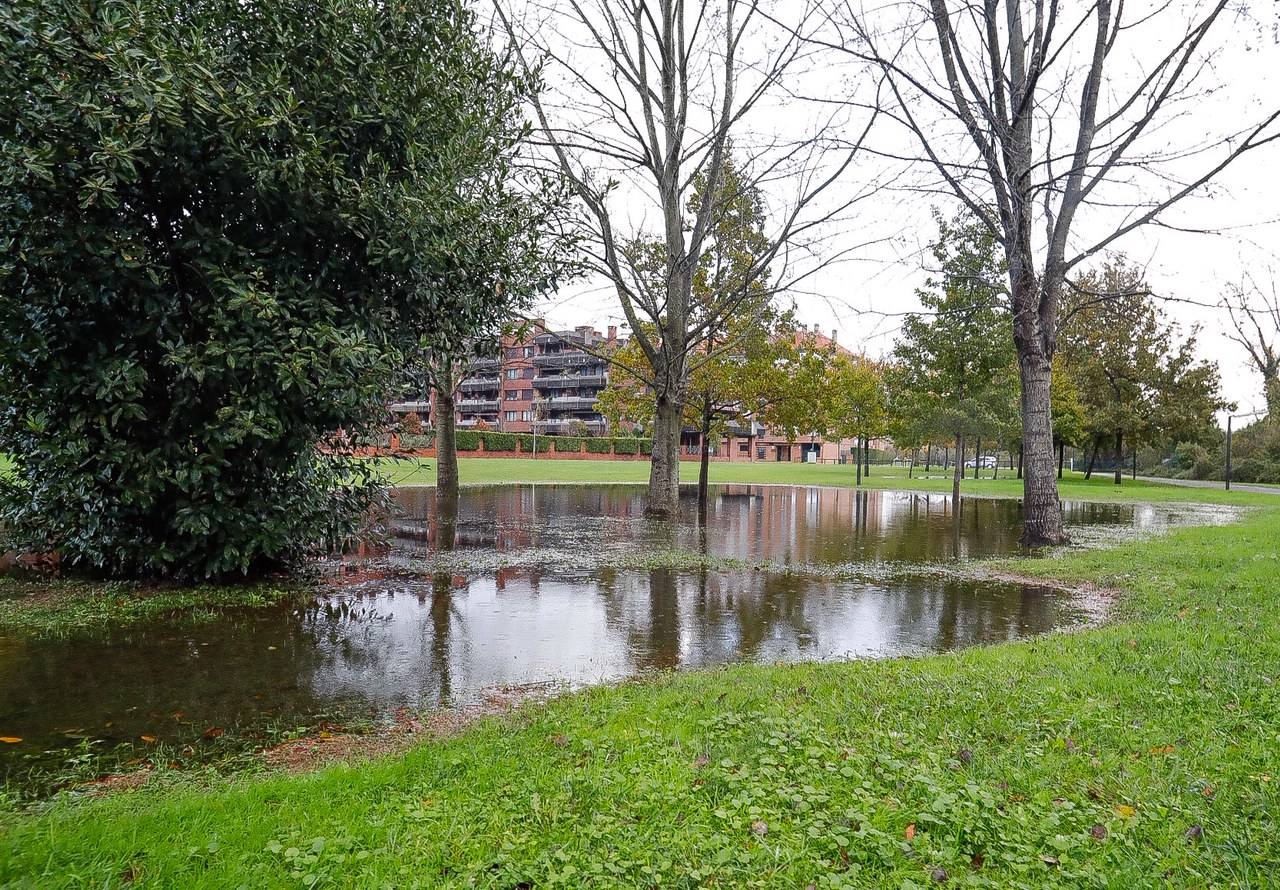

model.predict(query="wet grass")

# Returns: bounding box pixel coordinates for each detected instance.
[379,456,1275,507]
[0,476,1276,886]
[0,578,307,637]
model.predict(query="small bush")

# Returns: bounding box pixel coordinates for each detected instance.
[1231,457,1280,484]
[400,412,424,435]
[454,430,481,451]
[638,439,653,455]
[481,432,517,452]
[515,433,536,453]
[399,433,434,451]
[585,438,612,454]
[552,436,583,453]
[612,438,641,455]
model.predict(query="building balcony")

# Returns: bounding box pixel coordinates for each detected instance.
[533,374,607,389]
[457,398,499,412]
[458,377,500,393]
[468,356,499,370]
[533,418,606,433]
[532,352,601,369]
[541,395,599,410]
[389,400,431,414]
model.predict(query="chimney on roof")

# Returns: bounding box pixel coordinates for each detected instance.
[831,329,837,343]
[607,325,617,342]
[812,323,819,334]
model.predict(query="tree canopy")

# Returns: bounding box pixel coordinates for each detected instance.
[0,0,549,577]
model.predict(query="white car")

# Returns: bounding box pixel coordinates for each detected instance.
[964,455,998,469]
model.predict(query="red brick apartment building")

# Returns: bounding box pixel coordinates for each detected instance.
[390,322,874,463]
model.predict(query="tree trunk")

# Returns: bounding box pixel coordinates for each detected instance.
[435,385,459,502]
[1114,430,1123,486]
[952,433,964,503]
[647,391,683,519]
[1057,441,1065,479]
[1015,351,1067,545]
[855,436,862,486]
[992,451,999,480]
[973,436,981,480]
[697,396,712,520]
[1085,434,1102,480]
[863,435,871,477]
[1017,445,1024,479]
[908,456,915,478]
[1132,449,1137,480]
[925,445,932,472]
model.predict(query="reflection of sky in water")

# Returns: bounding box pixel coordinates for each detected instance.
[0,486,1234,762]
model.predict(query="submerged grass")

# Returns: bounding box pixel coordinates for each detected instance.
[0,480,1276,885]
[0,578,306,637]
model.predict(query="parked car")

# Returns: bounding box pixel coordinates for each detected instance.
[964,455,999,469]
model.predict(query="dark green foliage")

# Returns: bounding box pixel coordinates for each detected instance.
[551,436,583,453]
[399,434,435,452]
[638,439,654,456]
[515,434,536,453]
[0,0,519,578]
[585,438,613,454]
[454,431,482,452]
[479,432,517,452]
[612,438,640,455]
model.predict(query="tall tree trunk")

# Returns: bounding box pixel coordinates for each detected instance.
[973,436,981,480]
[1015,349,1067,545]
[925,445,932,472]
[992,451,999,480]
[1057,441,1064,479]
[855,436,862,486]
[908,455,915,478]
[647,390,683,519]
[697,394,712,520]
[1085,434,1102,479]
[435,385,459,502]
[952,433,964,503]
[863,435,871,477]
[1017,445,1024,479]
[1114,430,1124,486]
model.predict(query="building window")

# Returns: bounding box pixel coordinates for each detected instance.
[738,441,749,453]
[505,347,521,359]
[505,411,518,421]
[505,390,518,400]
[523,346,533,357]
[523,389,533,399]
[506,369,519,379]
[756,446,766,460]
[524,367,536,378]
[521,411,532,421]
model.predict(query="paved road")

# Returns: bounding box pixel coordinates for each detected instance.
[1135,475,1280,495]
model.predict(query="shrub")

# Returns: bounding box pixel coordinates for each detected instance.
[612,438,641,455]
[639,439,654,455]
[515,434,537,453]
[0,0,522,578]
[399,433,434,452]
[552,436,583,453]
[480,432,517,452]
[400,412,424,436]
[585,438,613,454]
[454,430,482,452]
[1231,457,1280,484]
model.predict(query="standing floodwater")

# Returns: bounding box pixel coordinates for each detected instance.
[0,485,1228,792]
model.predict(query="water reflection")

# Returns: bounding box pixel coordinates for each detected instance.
[0,484,1219,779]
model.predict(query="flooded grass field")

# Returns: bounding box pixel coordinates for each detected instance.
[0,484,1233,798]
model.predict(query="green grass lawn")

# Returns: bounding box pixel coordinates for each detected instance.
[1,464,1277,887]
[380,456,1263,506]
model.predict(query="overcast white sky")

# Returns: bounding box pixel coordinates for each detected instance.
[516,0,1280,421]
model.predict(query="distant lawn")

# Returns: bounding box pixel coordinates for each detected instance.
[377,456,1268,507]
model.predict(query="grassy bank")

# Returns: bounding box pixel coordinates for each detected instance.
[380,456,1264,506]
[0,471,1276,886]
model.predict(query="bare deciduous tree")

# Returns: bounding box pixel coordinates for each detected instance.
[1223,272,1280,418]
[497,0,883,518]
[817,0,1280,544]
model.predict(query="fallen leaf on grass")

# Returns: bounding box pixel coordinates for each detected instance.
[0,736,21,744]
[140,735,157,743]
[1114,804,1136,819]
[201,726,224,739]
[1185,824,1203,842]
[904,823,916,841]
[1090,824,1108,840]
[1148,744,1175,755]
[750,820,768,836]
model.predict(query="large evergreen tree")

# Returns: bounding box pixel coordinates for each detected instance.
[0,0,544,578]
